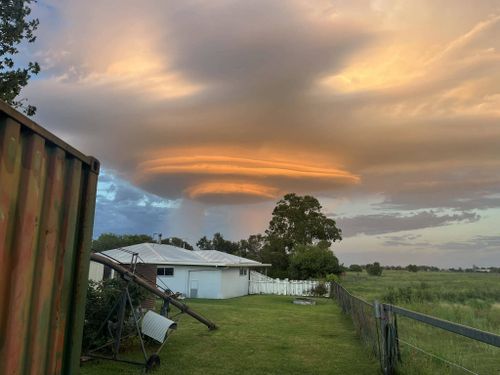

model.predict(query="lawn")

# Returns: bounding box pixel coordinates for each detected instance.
[80,295,379,375]
[340,270,500,374]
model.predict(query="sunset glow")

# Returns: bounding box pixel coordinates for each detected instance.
[26,0,500,266]
[139,155,359,180]
[186,182,280,200]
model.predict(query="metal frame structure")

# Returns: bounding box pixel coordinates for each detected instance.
[85,255,178,372]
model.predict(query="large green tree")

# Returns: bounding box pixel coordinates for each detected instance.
[265,193,342,252]
[1,0,40,115]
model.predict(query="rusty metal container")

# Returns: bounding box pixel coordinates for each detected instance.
[0,101,100,375]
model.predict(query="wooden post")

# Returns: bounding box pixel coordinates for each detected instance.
[376,303,399,375]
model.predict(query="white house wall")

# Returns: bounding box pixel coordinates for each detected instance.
[157,265,223,299]
[188,269,222,299]
[220,267,249,298]
[157,265,250,299]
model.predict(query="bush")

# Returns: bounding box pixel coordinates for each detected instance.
[309,282,329,296]
[366,262,383,276]
[349,264,363,272]
[325,273,340,283]
[83,278,148,350]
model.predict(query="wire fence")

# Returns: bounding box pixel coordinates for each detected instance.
[330,281,500,375]
[330,281,379,357]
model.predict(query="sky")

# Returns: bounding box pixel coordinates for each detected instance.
[19,0,500,267]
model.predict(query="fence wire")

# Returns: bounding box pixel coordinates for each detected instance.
[331,281,500,375]
[330,282,380,358]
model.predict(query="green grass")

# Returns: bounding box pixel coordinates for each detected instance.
[80,295,379,375]
[341,270,500,374]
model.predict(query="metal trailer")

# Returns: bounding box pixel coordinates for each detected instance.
[0,101,100,375]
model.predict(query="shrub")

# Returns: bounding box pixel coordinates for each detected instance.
[366,262,383,276]
[83,278,148,350]
[309,282,329,296]
[325,273,340,283]
[349,264,363,272]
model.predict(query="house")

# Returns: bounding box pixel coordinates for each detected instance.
[99,243,271,299]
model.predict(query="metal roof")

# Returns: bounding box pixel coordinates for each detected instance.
[100,243,270,267]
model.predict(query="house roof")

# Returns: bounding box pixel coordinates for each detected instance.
[100,243,271,268]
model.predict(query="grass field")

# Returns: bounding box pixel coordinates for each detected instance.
[341,270,500,374]
[80,295,379,375]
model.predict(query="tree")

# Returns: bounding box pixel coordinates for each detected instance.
[366,262,383,276]
[238,234,265,260]
[196,235,212,250]
[289,244,342,280]
[349,264,363,273]
[406,264,418,272]
[92,233,153,252]
[1,0,40,115]
[162,237,193,250]
[196,232,239,254]
[259,237,290,279]
[265,193,341,252]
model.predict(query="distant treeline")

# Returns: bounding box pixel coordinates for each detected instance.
[347,264,500,273]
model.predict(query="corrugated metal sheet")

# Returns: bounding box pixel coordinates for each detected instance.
[0,100,99,375]
[141,311,176,343]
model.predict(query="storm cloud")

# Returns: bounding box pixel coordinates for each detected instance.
[13,1,500,264]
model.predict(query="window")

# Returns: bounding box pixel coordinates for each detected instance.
[239,267,247,276]
[157,267,174,276]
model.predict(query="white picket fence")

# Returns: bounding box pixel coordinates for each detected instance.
[249,271,329,296]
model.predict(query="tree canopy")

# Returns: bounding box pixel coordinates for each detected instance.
[196,232,240,254]
[289,243,342,280]
[265,193,342,252]
[195,193,344,278]
[92,233,153,252]
[0,0,40,115]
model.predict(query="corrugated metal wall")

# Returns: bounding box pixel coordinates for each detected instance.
[0,101,99,375]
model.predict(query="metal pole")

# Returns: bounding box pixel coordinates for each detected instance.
[125,288,148,362]
[113,291,127,358]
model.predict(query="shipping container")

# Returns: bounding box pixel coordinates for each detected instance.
[0,100,100,375]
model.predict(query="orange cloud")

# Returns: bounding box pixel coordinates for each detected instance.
[185,182,279,200]
[139,155,359,181]
[134,152,360,202]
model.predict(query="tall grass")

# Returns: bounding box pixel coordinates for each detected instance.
[341,271,500,374]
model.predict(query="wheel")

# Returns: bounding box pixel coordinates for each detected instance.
[146,354,161,372]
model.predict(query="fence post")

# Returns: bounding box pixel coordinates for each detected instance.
[376,303,399,375]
